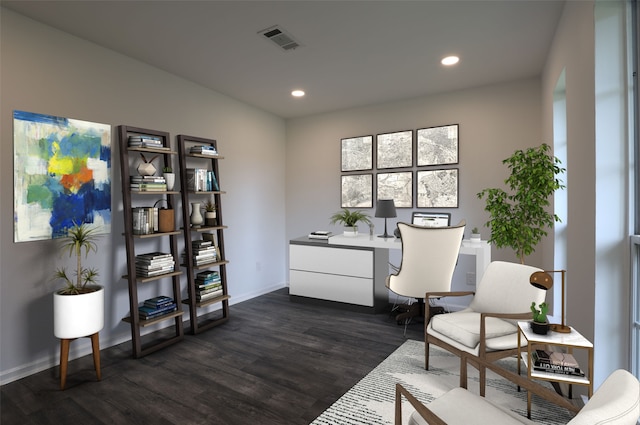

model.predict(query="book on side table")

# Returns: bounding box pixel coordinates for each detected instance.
[531,349,585,376]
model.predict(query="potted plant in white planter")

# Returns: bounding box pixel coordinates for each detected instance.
[52,222,104,340]
[329,208,371,236]
[470,227,481,242]
[163,166,175,191]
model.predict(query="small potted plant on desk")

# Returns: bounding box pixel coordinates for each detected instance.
[530,301,549,335]
[470,227,481,242]
[329,208,371,236]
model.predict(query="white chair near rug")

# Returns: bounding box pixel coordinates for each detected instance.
[395,369,640,425]
[425,260,546,396]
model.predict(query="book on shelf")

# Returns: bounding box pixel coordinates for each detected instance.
[190,145,218,155]
[136,266,175,277]
[186,168,208,192]
[138,301,178,319]
[196,289,223,301]
[132,207,159,235]
[135,260,175,271]
[136,252,173,260]
[531,349,584,376]
[308,230,333,239]
[143,295,174,308]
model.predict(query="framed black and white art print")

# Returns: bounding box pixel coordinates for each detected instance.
[417,124,458,166]
[377,171,413,208]
[416,169,458,208]
[341,135,373,172]
[376,130,413,169]
[341,174,373,208]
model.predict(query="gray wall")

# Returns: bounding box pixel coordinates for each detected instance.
[285,79,545,265]
[1,9,288,383]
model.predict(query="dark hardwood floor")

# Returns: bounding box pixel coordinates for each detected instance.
[1,288,422,425]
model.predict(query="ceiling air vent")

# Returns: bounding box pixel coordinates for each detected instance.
[258,25,301,51]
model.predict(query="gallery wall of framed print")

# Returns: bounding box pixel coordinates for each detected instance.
[13,110,112,242]
[341,135,373,171]
[341,174,373,208]
[377,171,413,208]
[417,124,459,166]
[376,130,413,169]
[416,169,458,208]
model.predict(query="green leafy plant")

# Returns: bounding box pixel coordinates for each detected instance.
[530,301,549,323]
[471,227,479,234]
[162,166,173,173]
[477,143,565,263]
[329,208,371,228]
[203,199,216,212]
[53,222,101,295]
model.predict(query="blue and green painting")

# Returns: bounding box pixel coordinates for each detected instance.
[13,110,111,242]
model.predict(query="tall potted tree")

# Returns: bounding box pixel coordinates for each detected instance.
[477,143,565,263]
[52,222,104,339]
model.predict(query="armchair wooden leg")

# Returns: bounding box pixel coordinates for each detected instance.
[479,365,486,397]
[425,340,430,370]
[459,356,468,389]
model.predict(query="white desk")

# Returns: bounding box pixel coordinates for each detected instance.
[328,234,491,285]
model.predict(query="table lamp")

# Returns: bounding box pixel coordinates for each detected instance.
[529,270,571,333]
[375,199,396,238]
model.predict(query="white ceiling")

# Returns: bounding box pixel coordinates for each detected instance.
[1,0,565,119]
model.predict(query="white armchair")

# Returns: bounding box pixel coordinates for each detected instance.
[395,369,640,425]
[425,261,546,396]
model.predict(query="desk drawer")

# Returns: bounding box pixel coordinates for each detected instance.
[289,244,373,278]
[289,270,373,306]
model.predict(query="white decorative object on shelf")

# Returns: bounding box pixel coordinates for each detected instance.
[190,202,203,227]
[163,172,175,191]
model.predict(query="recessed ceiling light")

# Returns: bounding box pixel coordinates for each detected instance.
[291,90,305,97]
[441,56,460,66]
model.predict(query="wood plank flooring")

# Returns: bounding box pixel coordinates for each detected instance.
[1,288,422,425]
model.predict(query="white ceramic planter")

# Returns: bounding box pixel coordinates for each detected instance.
[163,172,175,191]
[53,285,104,339]
[343,226,358,236]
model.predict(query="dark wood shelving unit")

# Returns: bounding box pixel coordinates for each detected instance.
[177,134,230,334]
[117,125,184,358]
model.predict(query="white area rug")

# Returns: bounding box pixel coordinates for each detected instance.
[311,339,575,425]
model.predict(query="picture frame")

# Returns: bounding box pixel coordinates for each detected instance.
[417,124,459,166]
[341,135,373,171]
[416,169,458,208]
[376,130,413,169]
[377,171,413,208]
[341,174,373,208]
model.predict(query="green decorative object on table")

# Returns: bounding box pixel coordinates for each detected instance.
[530,301,549,335]
[329,208,371,236]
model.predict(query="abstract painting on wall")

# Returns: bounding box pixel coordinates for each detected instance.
[13,110,112,242]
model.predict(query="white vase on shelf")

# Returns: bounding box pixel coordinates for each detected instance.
[190,202,203,227]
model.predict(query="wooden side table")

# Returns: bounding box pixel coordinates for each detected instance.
[517,321,593,418]
[59,332,101,390]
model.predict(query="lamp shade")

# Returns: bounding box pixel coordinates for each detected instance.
[529,271,553,290]
[375,199,397,218]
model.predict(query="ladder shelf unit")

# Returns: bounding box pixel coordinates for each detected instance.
[177,134,230,334]
[117,125,184,358]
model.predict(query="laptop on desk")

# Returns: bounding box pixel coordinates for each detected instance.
[411,212,451,228]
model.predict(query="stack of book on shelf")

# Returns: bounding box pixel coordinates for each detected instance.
[132,206,158,235]
[308,230,333,240]
[128,135,168,150]
[531,349,585,377]
[195,270,223,302]
[138,295,177,320]
[186,168,219,192]
[183,239,217,266]
[135,252,175,277]
[190,145,218,156]
[130,175,167,192]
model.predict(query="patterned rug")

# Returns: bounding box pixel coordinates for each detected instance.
[311,339,575,425]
